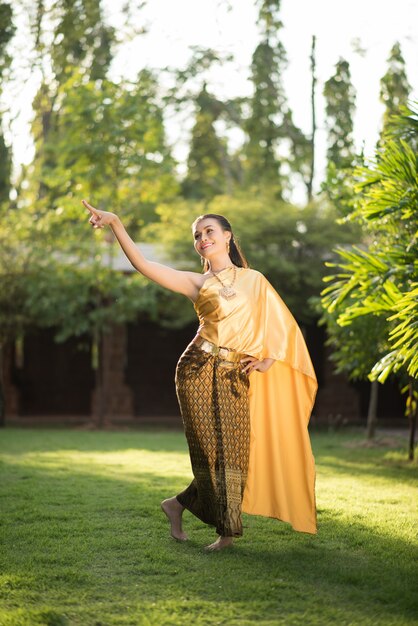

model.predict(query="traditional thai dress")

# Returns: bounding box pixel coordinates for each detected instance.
[175,266,318,537]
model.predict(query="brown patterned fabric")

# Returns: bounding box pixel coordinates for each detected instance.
[175,342,251,537]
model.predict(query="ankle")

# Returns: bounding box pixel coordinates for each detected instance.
[173,498,184,511]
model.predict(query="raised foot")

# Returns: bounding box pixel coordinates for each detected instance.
[205,536,234,551]
[161,497,188,542]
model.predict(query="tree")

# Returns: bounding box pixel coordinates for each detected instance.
[380,42,411,133]
[243,0,312,198]
[3,1,179,423]
[307,35,317,203]
[322,58,357,214]
[27,69,178,233]
[28,0,115,85]
[0,1,14,203]
[0,1,15,423]
[22,0,116,219]
[22,0,177,248]
[0,2,14,82]
[11,67,178,421]
[28,0,115,167]
[277,37,317,203]
[321,103,418,459]
[0,131,10,204]
[165,47,242,200]
[0,201,168,424]
[182,84,233,200]
[243,0,285,194]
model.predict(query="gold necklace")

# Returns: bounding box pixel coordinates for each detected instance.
[211,266,237,300]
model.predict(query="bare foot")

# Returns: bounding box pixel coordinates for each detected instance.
[205,536,234,551]
[161,497,188,541]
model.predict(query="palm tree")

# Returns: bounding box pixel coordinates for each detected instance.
[321,102,418,459]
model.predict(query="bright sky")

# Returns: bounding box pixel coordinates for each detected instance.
[7,0,418,197]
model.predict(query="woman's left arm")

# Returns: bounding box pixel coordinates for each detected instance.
[241,357,275,374]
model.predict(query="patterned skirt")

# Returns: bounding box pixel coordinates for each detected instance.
[175,341,251,537]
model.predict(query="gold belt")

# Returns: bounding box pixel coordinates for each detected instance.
[193,336,244,364]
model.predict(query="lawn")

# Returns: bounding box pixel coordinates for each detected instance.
[0,427,417,626]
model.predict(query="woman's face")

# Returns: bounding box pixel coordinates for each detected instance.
[193,218,231,260]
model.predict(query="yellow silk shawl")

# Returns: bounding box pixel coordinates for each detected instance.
[194,266,318,534]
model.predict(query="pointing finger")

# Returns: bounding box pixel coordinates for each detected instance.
[82,199,98,214]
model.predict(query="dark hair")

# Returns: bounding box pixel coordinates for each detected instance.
[192,213,249,273]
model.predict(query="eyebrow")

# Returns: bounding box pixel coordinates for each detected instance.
[194,224,215,235]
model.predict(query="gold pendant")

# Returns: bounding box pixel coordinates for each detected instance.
[219,286,237,300]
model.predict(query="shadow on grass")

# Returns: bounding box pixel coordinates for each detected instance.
[0,427,188,455]
[2,427,416,485]
[1,442,417,625]
[317,456,418,484]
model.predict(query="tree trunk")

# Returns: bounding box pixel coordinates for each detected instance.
[307,35,316,203]
[97,331,105,428]
[407,381,416,461]
[92,330,105,428]
[366,379,379,440]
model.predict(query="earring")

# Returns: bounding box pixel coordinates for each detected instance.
[227,240,230,253]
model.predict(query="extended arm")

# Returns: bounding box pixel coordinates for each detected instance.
[83,200,200,299]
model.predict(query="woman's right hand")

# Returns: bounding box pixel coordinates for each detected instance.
[82,199,117,229]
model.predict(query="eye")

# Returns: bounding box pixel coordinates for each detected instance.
[194,233,200,240]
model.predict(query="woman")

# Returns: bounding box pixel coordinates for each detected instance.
[83,200,318,551]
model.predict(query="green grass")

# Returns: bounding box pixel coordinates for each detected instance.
[0,427,417,626]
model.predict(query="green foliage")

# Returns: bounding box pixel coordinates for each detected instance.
[322,58,357,214]
[215,197,356,323]
[25,69,178,237]
[0,212,38,343]
[182,85,235,199]
[48,0,115,83]
[244,38,286,192]
[25,0,116,210]
[323,59,356,168]
[0,129,10,203]
[0,2,15,203]
[24,0,177,237]
[166,48,242,200]
[282,109,313,198]
[243,1,285,193]
[23,259,160,343]
[380,42,411,133]
[401,382,418,419]
[321,103,418,381]
[0,2,15,83]
[2,1,178,352]
[25,0,117,204]
[385,102,418,152]
[146,193,357,324]
[243,0,311,196]
[316,300,389,381]
[0,206,161,345]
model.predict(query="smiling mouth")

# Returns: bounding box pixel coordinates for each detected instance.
[200,243,213,250]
